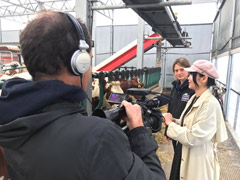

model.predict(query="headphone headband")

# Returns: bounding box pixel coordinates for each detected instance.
[65,12,91,76]
[66,13,85,41]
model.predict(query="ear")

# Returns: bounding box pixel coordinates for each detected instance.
[201,75,208,85]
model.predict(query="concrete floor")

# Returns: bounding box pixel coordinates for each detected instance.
[218,124,240,180]
[155,123,240,180]
[149,86,240,179]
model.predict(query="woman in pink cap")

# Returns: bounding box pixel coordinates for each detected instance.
[164,60,228,180]
[167,58,194,180]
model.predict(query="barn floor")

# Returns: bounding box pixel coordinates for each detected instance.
[154,124,240,180]
[150,86,240,180]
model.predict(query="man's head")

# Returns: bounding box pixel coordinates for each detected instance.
[20,11,92,82]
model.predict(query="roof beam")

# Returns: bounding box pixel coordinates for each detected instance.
[1,0,35,12]
[92,0,192,10]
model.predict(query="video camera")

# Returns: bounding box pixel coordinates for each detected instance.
[93,88,171,133]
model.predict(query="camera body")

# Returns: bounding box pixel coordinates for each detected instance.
[93,88,168,133]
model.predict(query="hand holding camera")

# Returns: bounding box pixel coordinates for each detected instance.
[121,100,144,130]
[93,88,171,133]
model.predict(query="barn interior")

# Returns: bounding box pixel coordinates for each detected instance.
[0,0,240,179]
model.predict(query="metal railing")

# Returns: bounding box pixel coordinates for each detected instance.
[92,67,161,109]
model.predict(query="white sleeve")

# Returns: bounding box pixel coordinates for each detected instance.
[167,100,217,147]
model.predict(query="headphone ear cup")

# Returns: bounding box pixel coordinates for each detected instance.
[71,50,91,75]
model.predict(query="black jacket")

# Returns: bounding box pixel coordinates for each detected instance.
[0,78,166,180]
[168,80,194,119]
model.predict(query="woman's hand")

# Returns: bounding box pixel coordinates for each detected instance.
[164,113,174,126]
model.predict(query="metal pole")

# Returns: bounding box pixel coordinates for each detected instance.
[145,37,192,40]
[10,51,13,62]
[76,0,90,29]
[156,41,162,68]
[224,0,236,120]
[75,0,92,115]
[110,9,114,56]
[0,19,2,44]
[156,41,162,88]
[233,95,240,130]
[92,10,96,67]
[136,17,145,69]
[162,50,167,89]
[92,0,192,10]
[160,41,167,89]
[37,1,44,11]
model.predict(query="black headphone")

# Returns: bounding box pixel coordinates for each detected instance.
[66,13,91,76]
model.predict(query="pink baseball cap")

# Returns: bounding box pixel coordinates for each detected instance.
[184,60,219,79]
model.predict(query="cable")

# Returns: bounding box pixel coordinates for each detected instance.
[86,96,92,105]
[79,76,92,105]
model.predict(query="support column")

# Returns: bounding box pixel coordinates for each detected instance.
[156,41,162,68]
[75,0,91,30]
[224,0,236,120]
[0,19,2,43]
[75,0,93,115]
[110,9,114,56]
[92,10,96,67]
[37,1,44,11]
[156,41,162,87]
[159,41,167,90]
[136,17,145,69]
[160,53,166,89]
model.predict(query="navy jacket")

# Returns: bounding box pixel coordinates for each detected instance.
[168,80,194,119]
[0,78,166,180]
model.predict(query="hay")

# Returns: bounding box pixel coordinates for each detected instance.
[152,104,168,144]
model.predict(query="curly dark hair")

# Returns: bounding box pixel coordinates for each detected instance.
[20,11,92,80]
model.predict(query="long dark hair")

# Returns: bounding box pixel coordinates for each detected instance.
[190,72,215,88]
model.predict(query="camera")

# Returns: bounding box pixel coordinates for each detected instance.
[93,88,171,133]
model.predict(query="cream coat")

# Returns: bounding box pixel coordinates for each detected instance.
[167,89,228,180]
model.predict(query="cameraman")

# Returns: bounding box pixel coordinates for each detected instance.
[0,11,166,180]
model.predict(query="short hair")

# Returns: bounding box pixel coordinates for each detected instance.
[190,72,216,88]
[172,57,191,72]
[20,11,92,80]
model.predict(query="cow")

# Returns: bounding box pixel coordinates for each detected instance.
[119,77,144,93]
[92,75,145,110]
